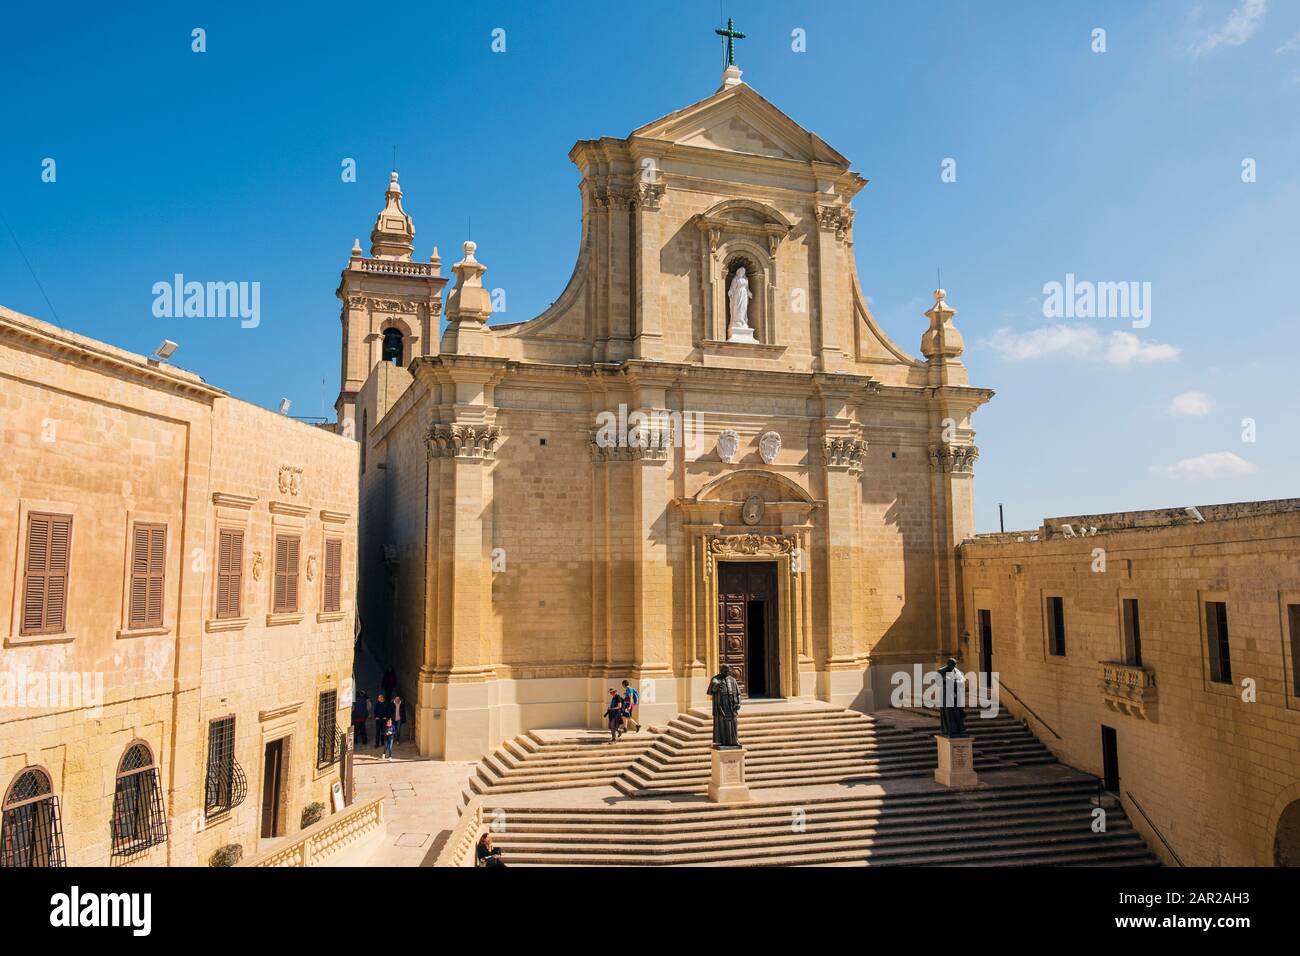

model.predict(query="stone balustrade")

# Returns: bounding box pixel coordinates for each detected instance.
[355,258,438,277]
[239,795,385,867]
[1100,661,1157,720]
[434,797,485,867]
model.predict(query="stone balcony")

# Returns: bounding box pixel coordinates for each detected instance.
[1100,661,1157,720]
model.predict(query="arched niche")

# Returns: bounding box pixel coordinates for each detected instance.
[696,200,793,345]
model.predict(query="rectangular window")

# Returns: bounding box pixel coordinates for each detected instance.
[21,512,72,636]
[317,690,338,767]
[1206,600,1232,684]
[273,534,300,614]
[128,523,167,628]
[1289,604,1300,697]
[1122,598,1142,667]
[204,716,245,816]
[323,538,342,612]
[216,529,244,619]
[1046,596,1066,657]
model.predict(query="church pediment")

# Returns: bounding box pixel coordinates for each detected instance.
[631,84,848,168]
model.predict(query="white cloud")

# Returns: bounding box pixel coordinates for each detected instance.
[985,324,1181,364]
[1277,31,1300,53]
[1104,331,1181,364]
[1169,390,1213,415]
[1195,0,1268,55]
[1152,451,1257,478]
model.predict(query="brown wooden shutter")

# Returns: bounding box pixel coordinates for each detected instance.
[216,529,243,619]
[129,523,166,628]
[22,512,72,635]
[324,538,342,612]
[274,535,300,613]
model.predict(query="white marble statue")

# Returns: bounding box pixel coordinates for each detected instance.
[727,267,757,343]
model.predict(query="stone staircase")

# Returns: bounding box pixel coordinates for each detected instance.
[466,728,657,798]
[486,778,1159,866]
[616,702,1054,796]
[467,701,1055,801]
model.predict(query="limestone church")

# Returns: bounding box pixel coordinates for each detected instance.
[340,61,990,760]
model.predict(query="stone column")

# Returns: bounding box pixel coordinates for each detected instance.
[819,427,869,711]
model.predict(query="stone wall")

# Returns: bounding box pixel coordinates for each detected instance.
[0,306,357,866]
[958,502,1300,866]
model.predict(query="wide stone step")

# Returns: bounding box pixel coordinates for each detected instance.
[498,828,1152,867]
[486,779,1100,820]
[483,790,1092,832]
[493,801,1108,845]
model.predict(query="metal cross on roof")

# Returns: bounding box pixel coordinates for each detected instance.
[715,17,746,67]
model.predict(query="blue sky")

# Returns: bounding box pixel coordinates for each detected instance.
[2,1,1297,532]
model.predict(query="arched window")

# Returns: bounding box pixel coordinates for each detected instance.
[1,767,65,867]
[111,742,168,857]
[381,328,404,366]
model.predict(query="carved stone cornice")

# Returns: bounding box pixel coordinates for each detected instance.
[704,533,799,578]
[635,181,665,211]
[346,294,423,314]
[823,436,867,472]
[813,203,854,242]
[589,430,673,462]
[425,423,501,459]
[590,179,636,210]
[929,444,979,474]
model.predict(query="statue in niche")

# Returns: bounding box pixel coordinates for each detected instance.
[727,266,757,343]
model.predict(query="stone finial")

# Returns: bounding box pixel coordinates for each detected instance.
[429,245,441,277]
[446,239,492,323]
[350,238,362,258]
[369,170,415,260]
[920,288,965,362]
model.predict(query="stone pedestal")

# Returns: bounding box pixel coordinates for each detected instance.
[708,746,751,803]
[934,734,978,788]
[727,325,758,344]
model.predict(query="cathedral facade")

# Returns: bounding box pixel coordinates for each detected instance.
[342,67,990,760]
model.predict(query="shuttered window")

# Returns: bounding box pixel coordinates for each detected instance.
[216,529,244,619]
[273,534,300,614]
[323,538,342,612]
[128,523,167,629]
[21,513,72,636]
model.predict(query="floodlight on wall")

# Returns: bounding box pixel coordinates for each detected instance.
[1185,506,1205,523]
[152,340,178,362]
[278,398,292,415]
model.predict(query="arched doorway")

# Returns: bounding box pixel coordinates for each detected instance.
[1276,799,1300,866]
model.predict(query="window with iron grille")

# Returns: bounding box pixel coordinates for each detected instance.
[216,528,244,619]
[323,538,342,612]
[204,716,247,817]
[1288,604,1300,698]
[1206,600,1232,684]
[1,767,66,867]
[21,512,72,636]
[111,742,167,857]
[273,534,300,614]
[317,690,339,767]
[128,522,167,628]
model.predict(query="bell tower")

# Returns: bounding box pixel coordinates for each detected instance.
[335,171,448,434]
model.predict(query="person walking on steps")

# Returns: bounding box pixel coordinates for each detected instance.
[605,688,625,743]
[621,680,640,733]
[382,717,395,760]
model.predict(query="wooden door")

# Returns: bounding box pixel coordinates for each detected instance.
[717,561,778,697]
[261,739,284,838]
